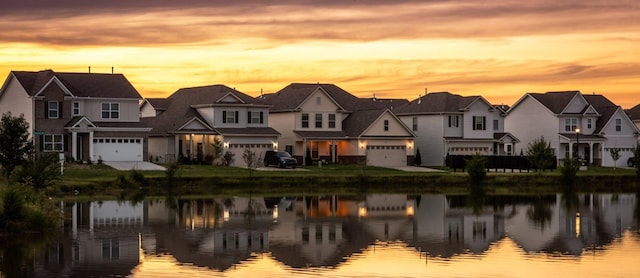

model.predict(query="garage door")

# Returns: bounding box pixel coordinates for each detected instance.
[228,143,273,167]
[366,145,406,167]
[93,138,143,161]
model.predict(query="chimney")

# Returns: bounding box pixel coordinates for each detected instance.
[111,66,114,74]
[88,66,91,73]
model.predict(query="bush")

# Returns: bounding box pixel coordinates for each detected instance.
[465,153,486,187]
[222,151,235,166]
[560,158,580,188]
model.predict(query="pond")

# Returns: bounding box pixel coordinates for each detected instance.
[2,192,640,277]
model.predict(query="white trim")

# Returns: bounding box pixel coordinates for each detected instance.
[34,76,74,97]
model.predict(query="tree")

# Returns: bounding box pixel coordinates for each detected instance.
[222,151,235,166]
[609,148,621,169]
[465,153,486,187]
[13,153,61,190]
[414,148,422,166]
[242,148,260,176]
[0,113,34,182]
[633,145,640,178]
[525,136,555,174]
[210,137,224,165]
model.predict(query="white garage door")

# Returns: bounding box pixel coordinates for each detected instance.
[366,145,406,167]
[93,138,143,161]
[228,144,272,167]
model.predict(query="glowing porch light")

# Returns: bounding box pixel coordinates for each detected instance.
[406,205,415,216]
[223,208,230,222]
[272,142,278,150]
[272,205,279,221]
[223,141,230,148]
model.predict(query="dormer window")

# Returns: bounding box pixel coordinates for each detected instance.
[47,101,59,118]
[101,102,119,119]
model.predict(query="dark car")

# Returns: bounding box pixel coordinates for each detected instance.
[628,157,637,167]
[264,150,298,168]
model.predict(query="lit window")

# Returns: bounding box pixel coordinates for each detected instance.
[101,102,119,119]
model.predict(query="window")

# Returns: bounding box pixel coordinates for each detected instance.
[101,102,119,119]
[328,114,336,128]
[616,118,622,132]
[248,111,263,124]
[72,102,80,116]
[315,113,322,128]
[222,110,239,123]
[47,101,59,118]
[316,96,321,105]
[43,134,64,152]
[493,119,499,131]
[448,115,459,127]
[506,144,512,156]
[302,113,309,128]
[587,118,592,129]
[473,116,486,130]
[412,117,418,131]
[564,118,577,132]
[384,119,389,131]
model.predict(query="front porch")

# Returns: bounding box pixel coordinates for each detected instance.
[560,133,605,166]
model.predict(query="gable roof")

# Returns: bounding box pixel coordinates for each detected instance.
[141,98,172,111]
[582,94,623,133]
[144,84,274,136]
[9,70,142,99]
[262,83,378,112]
[527,91,581,114]
[395,92,484,115]
[626,104,640,121]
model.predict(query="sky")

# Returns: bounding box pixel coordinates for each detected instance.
[1,0,639,107]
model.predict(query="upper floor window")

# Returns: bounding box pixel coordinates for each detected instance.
[564,118,577,132]
[47,101,59,119]
[43,134,64,152]
[248,111,263,124]
[222,110,239,123]
[587,118,592,129]
[493,119,499,131]
[101,102,119,119]
[328,114,336,128]
[384,120,389,131]
[472,116,486,131]
[448,115,459,127]
[302,113,309,128]
[315,113,323,128]
[72,102,80,116]
[412,117,418,131]
[316,96,321,105]
[616,118,622,132]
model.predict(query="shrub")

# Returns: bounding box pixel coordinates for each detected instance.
[465,153,486,187]
[560,158,580,188]
[222,151,235,166]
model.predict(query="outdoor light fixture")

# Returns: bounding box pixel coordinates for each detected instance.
[273,142,278,150]
[575,128,580,159]
[223,141,230,148]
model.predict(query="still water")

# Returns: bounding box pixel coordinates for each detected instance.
[2,193,640,277]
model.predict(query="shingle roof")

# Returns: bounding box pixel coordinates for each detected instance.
[145,84,276,136]
[528,91,580,114]
[582,94,619,133]
[262,83,379,112]
[144,98,172,110]
[342,109,387,137]
[11,70,142,99]
[626,104,640,121]
[395,92,481,115]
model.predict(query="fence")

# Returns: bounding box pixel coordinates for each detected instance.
[446,155,557,172]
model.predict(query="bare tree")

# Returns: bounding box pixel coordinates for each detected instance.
[242,148,260,176]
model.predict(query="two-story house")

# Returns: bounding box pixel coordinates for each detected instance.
[141,84,280,167]
[625,104,640,143]
[395,92,519,166]
[505,91,639,166]
[0,70,151,162]
[261,83,415,167]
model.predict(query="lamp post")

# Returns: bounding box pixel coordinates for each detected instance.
[575,128,580,160]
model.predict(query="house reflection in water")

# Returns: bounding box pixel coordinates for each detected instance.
[28,193,638,276]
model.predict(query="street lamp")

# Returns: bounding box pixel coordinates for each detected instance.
[575,128,580,160]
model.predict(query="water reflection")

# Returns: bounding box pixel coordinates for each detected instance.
[2,193,639,277]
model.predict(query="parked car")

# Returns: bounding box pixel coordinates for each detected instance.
[628,157,637,167]
[264,150,298,168]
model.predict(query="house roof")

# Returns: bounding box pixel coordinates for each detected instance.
[395,92,483,115]
[582,94,619,133]
[145,84,275,136]
[528,91,580,114]
[367,98,410,111]
[261,83,379,112]
[342,108,388,137]
[215,127,280,136]
[626,104,640,121]
[143,98,172,110]
[11,69,142,99]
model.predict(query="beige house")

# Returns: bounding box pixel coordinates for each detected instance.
[141,84,279,167]
[0,70,150,162]
[262,83,415,167]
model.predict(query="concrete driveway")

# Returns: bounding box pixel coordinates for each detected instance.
[389,166,446,172]
[103,161,166,171]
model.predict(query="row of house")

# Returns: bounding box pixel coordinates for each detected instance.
[0,69,638,167]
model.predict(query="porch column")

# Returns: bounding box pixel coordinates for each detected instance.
[568,141,573,159]
[189,134,194,159]
[588,142,594,164]
[71,131,78,160]
[302,138,307,166]
[331,140,336,163]
[174,134,180,162]
[88,131,94,162]
[202,134,207,157]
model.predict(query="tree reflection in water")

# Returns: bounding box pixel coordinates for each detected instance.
[527,196,553,231]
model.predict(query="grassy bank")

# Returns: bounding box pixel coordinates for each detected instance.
[45,163,640,197]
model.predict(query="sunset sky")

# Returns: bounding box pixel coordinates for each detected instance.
[1,0,639,107]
